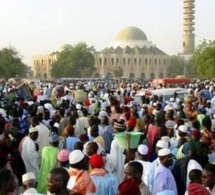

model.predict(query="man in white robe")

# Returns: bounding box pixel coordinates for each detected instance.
[152,148,178,195]
[105,121,126,184]
[21,128,39,180]
[31,116,50,162]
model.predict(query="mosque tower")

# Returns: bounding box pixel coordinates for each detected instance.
[182,0,195,55]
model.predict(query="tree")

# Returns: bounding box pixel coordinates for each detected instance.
[167,55,185,77]
[51,42,95,78]
[192,39,215,78]
[113,66,123,78]
[0,47,30,79]
[186,57,198,78]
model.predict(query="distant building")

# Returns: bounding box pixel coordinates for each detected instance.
[33,52,58,79]
[94,26,170,79]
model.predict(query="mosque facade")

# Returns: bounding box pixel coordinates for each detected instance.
[94,26,170,79]
[33,53,58,79]
[33,26,170,79]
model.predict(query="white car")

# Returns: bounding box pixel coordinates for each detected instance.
[134,88,188,104]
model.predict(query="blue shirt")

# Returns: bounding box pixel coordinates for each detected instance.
[90,172,118,195]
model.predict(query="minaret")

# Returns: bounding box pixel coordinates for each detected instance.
[183,0,195,55]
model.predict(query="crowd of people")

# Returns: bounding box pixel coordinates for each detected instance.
[0,78,215,195]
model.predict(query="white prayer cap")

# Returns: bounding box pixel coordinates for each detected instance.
[99,110,108,118]
[178,125,187,133]
[161,136,170,143]
[27,101,34,106]
[156,140,169,149]
[142,104,148,108]
[138,144,148,155]
[22,172,36,184]
[170,97,174,102]
[152,102,157,107]
[29,127,38,133]
[158,148,171,157]
[69,150,85,165]
[76,104,82,110]
[165,121,175,129]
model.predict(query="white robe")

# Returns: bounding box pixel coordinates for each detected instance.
[35,123,50,161]
[105,138,125,184]
[21,137,39,179]
[20,187,43,195]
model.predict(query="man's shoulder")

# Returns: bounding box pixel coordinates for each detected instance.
[36,123,49,131]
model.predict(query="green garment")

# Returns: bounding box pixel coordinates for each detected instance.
[197,114,205,131]
[37,145,59,194]
[7,93,16,104]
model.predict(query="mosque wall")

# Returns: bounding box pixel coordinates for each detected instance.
[94,53,169,79]
[33,54,57,79]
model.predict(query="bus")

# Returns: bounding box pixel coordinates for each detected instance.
[152,78,191,88]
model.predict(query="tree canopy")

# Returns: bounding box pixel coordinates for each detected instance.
[192,40,215,78]
[168,55,184,77]
[51,42,96,78]
[0,47,30,79]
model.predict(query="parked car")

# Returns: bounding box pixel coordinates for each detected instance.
[134,88,188,104]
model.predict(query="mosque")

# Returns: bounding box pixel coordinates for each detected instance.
[33,26,170,79]
[94,26,169,79]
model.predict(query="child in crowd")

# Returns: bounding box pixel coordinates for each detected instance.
[185,169,210,195]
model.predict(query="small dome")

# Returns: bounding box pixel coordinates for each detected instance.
[59,44,72,51]
[115,26,147,41]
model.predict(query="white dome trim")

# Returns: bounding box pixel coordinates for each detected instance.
[110,40,154,49]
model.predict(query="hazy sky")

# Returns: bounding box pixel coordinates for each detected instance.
[0,0,214,66]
